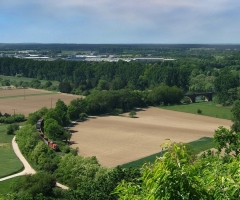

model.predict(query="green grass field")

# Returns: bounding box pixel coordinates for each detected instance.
[161,101,232,120]
[0,125,23,179]
[121,137,214,168]
[0,176,23,196]
[0,75,59,86]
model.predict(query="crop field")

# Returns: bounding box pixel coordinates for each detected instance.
[70,107,232,167]
[0,88,82,116]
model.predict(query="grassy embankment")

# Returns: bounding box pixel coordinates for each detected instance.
[0,124,23,179]
[122,102,232,168]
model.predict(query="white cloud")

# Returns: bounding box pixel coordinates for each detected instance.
[0,0,239,43]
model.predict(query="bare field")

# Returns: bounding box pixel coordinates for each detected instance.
[0,88,51,97]
[70,107,232,167]
[0,88,82,116]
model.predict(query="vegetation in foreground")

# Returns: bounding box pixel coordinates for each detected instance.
[121,137,214,168]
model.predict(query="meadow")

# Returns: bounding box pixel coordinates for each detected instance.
[0,124,23,179]
[161,101,232,120]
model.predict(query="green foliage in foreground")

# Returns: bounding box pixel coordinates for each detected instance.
[161,101,232,120]
[0,176,22,196]
[115,143,240,200]
[122,137,214,168]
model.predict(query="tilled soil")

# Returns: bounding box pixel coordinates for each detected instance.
[70,107,232,167]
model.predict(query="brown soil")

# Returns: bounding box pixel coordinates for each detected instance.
[0,88,82,116]
[70,107,232,167]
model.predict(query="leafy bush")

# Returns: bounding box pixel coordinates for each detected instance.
[197,108,202,114]
[6,123,19,135]
[129,110,136,118]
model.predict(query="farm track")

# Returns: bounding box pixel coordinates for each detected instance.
[0,136,69,190]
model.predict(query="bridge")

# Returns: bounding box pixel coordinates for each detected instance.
[184,92,213,103]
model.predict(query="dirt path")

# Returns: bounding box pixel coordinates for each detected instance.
[0,136,36,182]
[0,136,68,190]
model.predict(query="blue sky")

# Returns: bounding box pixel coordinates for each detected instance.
[0,0,239,44]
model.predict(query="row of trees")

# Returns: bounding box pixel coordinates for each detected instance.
[0,112,25,124]
[66,86,183,118]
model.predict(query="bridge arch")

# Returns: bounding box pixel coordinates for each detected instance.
[184,92,213,103]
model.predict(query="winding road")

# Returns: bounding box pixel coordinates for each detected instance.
[0,136,68,190]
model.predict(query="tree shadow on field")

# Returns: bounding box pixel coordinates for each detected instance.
[69,141,78,145]
[70,130,78,133]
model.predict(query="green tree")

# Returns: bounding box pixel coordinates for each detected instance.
[6,123,19,135]
[44,119,64,141]
[230,100,240,132]
[214,126,240,156]
[129,110,136,118]
[12,172,56,197]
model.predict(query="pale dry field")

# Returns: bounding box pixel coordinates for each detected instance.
[0,88,82,116]
[70,107,232,167]
[0,88,51,97]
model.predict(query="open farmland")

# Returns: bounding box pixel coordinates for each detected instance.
[0,88,82,116]
[70,107,232,167]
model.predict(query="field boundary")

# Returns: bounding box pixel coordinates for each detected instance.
[121,137,214,168]
[0,92,58,99]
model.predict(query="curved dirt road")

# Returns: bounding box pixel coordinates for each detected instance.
[0,136,36,182]
[0,136,68,190]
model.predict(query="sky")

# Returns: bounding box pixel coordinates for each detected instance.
[0,0,239,44]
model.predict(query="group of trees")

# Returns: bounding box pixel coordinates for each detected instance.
[26,100,71,144]
[66,86,183,118]
[0,112,25,124]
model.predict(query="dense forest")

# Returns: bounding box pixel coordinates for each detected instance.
[1,46,240,105]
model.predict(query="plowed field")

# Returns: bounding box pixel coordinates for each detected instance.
[70,107,232,167]
[0,88,81,116]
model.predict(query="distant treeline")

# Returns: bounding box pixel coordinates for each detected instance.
[1,43,240,53]
[1,50,240,105]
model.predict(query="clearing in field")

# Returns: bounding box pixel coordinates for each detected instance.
[70,107,232,167]
[0,88,83,116]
